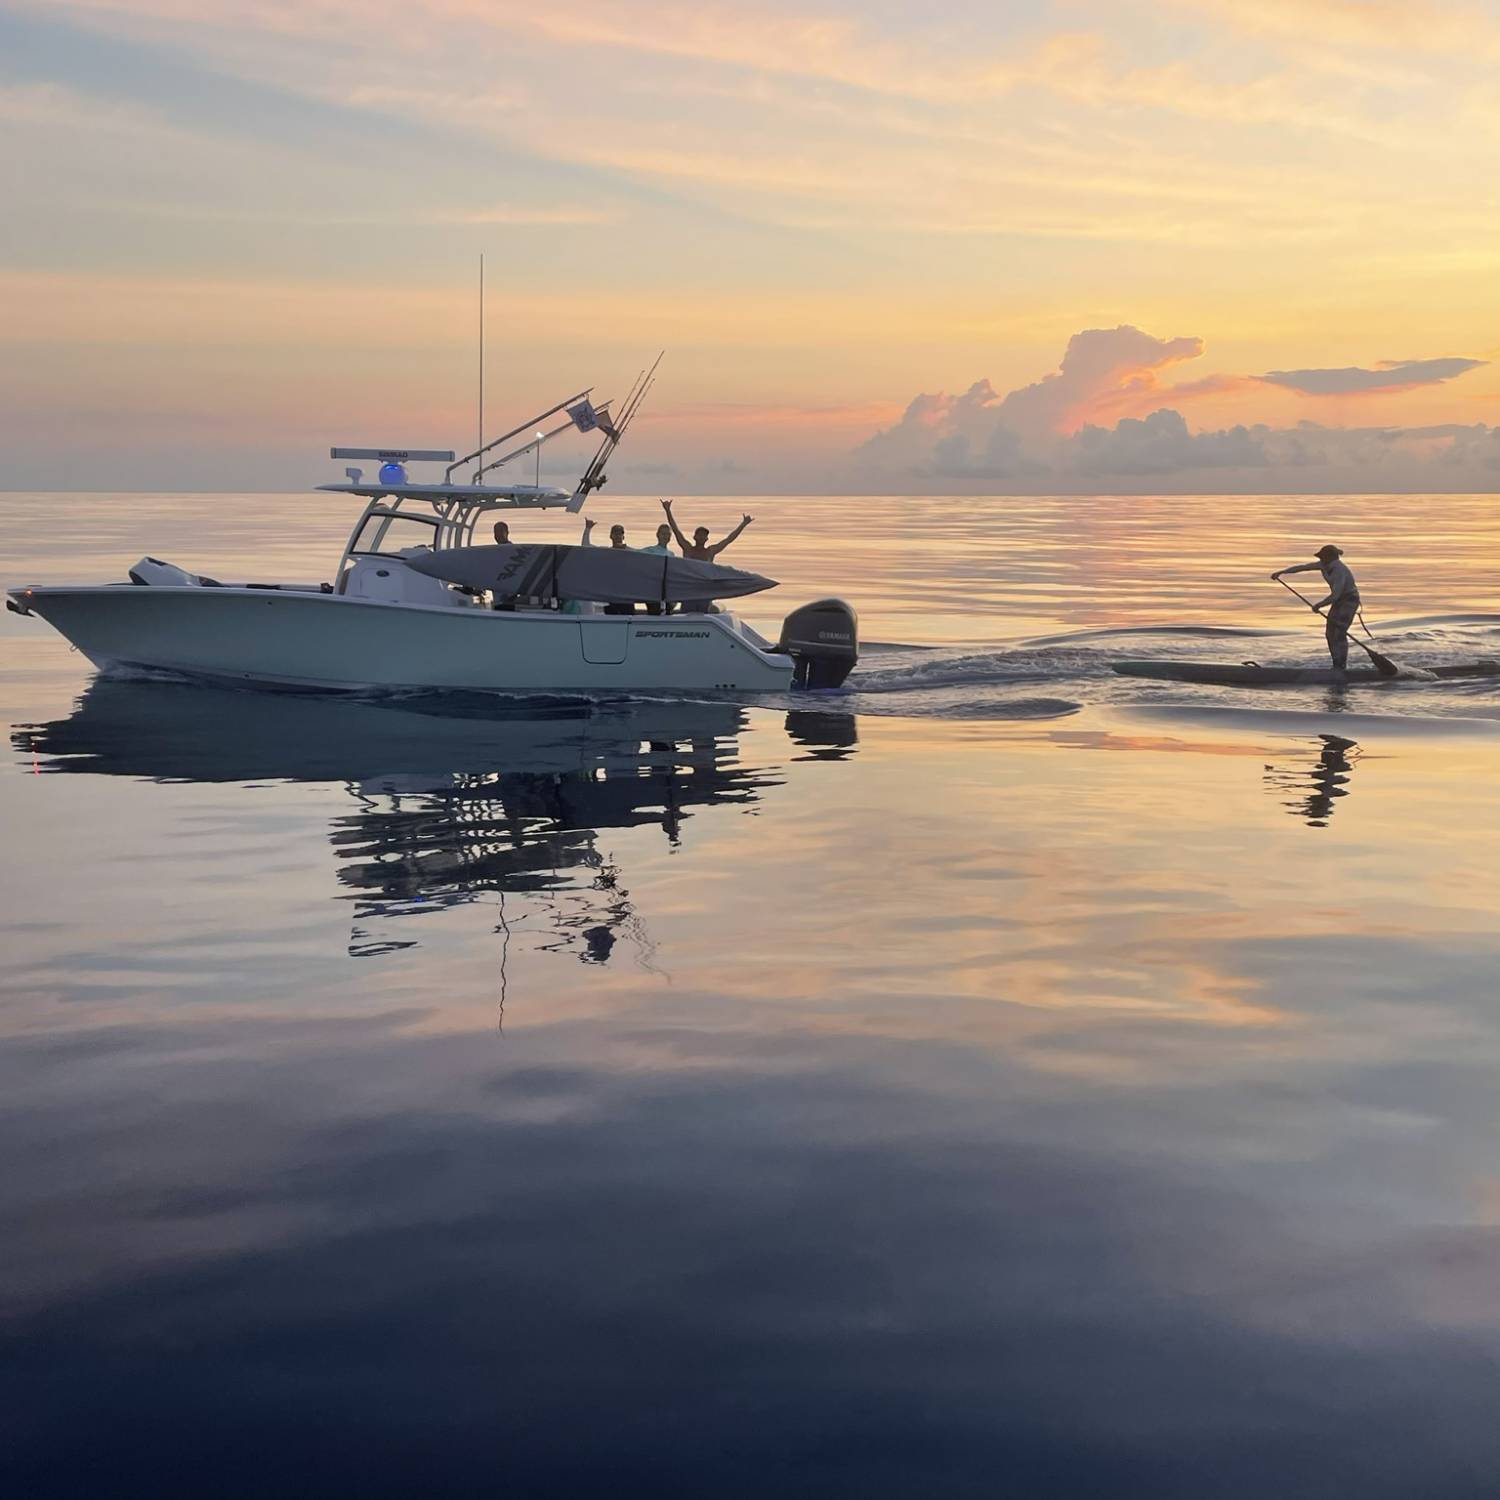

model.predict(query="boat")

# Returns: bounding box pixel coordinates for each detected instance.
[6,374,858,695]
[1111,659,1500,687]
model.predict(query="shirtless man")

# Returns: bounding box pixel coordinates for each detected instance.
[660,499,752,560]
[1272,544,1361,674]
[660,500,753,614]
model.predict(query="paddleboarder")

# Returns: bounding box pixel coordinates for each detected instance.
[1272,545,1361,676]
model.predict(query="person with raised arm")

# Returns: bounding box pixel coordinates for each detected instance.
[660,499,753,561]
[579,517,629,549]
[661,500,753,615]
[580,517,638,614]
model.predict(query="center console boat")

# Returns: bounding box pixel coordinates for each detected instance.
[8,372,858,696]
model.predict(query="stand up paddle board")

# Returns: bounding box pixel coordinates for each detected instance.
[1111,659,1500,687]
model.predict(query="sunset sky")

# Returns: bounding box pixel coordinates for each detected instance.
[5,0,1500,492]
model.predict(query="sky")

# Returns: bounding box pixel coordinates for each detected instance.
[4,0,1500,493]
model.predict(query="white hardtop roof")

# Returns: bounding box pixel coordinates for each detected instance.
[322,359,661,514]
[316,481,574,509]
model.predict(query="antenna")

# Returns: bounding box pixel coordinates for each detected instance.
[477,253,485,477]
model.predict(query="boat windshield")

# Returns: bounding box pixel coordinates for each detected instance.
[348,511,444,558]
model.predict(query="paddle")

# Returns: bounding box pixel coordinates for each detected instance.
[1274,576,1399,677]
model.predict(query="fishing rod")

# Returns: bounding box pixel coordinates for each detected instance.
[1274,576,1399,677]
[571,351,664,506]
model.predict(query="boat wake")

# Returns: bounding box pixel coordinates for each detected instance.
[850,644,1106,691]
[1020,623,1283,647]
[1378,611,1500,630]
[832,613,1500,725]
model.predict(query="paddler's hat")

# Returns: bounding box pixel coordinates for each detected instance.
[1315,544,1342,562]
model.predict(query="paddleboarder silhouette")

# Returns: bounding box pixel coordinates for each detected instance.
[1271,545,1361,677]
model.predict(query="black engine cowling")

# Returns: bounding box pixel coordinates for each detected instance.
[777,598,858,690]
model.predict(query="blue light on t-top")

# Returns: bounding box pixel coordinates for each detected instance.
[379,461,407,486]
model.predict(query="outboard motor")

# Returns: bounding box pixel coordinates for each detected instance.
[777,598,858,689]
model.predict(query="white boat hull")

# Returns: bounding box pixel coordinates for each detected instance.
[12,585,797,694]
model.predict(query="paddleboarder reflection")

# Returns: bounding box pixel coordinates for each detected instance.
[1263,734,1361,828]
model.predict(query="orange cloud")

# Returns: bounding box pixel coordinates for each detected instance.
[855,326,1500,490]
[995,326,1206,436]
[1077,373,1263,426]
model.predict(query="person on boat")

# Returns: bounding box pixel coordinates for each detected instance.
[1271,544,1360,674]
[660,499,752,561]
[579,518,629,548]
[642,523,674,556]
[581,518,638,614]
[661,500,753,614]
[488,519,522,609]
[633,525,675,614]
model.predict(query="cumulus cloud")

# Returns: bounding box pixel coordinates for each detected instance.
[854,327,1495,491]
[1257,357,1487,395]
[990,326,1205,435]
[859,326,1209,476]
[1070,410,1269,474]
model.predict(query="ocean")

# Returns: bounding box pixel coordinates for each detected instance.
[4,491,1500,1497]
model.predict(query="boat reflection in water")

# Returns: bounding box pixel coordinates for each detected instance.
[12,680,857,968]
[784,708,860,762]
[1262,733,1361,828]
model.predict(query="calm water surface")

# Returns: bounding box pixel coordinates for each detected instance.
[4,493,1500,1496]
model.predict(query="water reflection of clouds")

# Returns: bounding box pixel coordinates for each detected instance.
[7,686,1500,1490]
[10,498,1500,1493]
[9,1013,1500,1497]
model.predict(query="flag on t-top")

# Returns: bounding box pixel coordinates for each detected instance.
[568,398,601,433]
